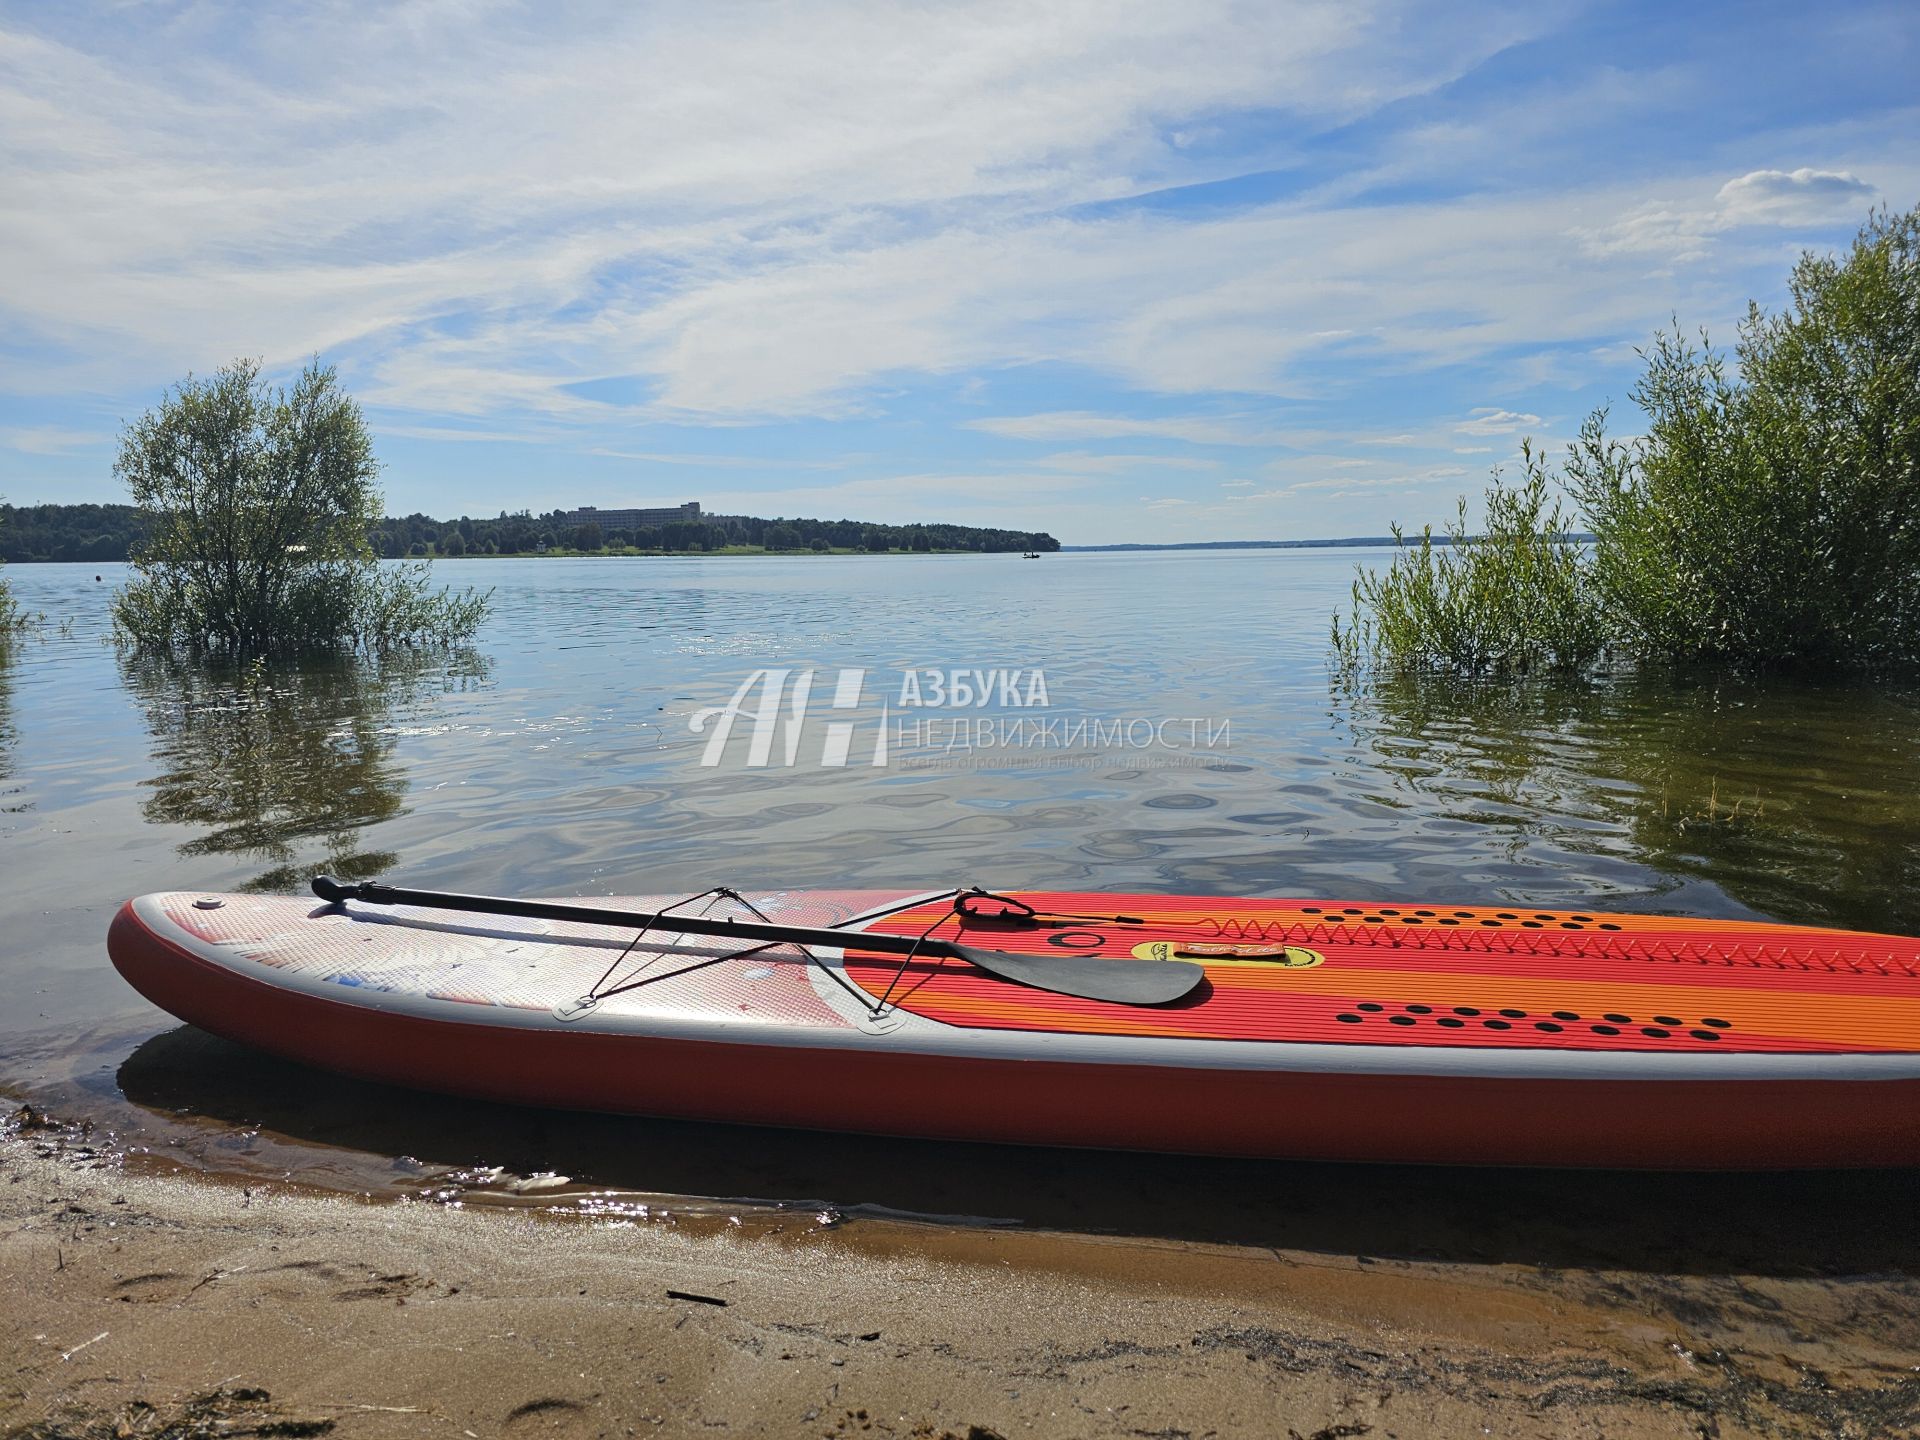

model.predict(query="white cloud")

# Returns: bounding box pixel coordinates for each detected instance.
[1575,167,1882,265]
[0,2,1537,407]
[966,411,1302,446]
[1030,451,1220,474]
[1716,168,1876,224]
[1282,465,1466,495]
[1573,203,1718,263]
[582,447,847,471]
[6,18,1908,428]
[0,424,109,454]
[1455,407,1544,436]
[4,0,1917,549]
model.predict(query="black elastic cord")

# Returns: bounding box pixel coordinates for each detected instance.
[587,886,730,997]
[871,904,962,1014]
[956,886,1145,927]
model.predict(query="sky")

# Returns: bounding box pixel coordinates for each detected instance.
[1,2,1915,545]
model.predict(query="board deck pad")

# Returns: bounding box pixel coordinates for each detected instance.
[148,888,888,1027]
[848,894,1920,1054]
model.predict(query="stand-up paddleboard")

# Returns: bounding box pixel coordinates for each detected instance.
[107,881,1920,1168]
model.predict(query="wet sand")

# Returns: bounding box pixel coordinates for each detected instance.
[7,1083,1920,1439]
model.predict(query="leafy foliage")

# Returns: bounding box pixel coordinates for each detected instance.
[1570,207,1920,667]
[112,359,488,656]
[1333,443,1602,676]
[1344,204,1920,674]
[0,500,27,644]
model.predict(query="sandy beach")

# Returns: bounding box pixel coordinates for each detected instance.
[6,1101,1920,1440]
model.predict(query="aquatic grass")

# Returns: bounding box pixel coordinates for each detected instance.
[1661,779,1766,838]
[0,497,29,648]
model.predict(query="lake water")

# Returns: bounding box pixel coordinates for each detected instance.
[3,551,1919,1218]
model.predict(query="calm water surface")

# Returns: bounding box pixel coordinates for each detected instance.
[2,551,1918,1223]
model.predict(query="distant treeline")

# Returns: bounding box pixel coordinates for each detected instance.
[374,510,1060,556]
[1,503,1059,561]
[0,503,149,562]
[1066,535,1595,552]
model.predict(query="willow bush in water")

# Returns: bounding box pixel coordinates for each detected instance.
[1332,443,1602,677]
[0,500,27,645]
[1342,204,1920,675]
[113,359,488,656]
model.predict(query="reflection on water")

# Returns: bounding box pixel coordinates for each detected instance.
[121,649,492,892]
[0,642,17,812]
[105,1025,1920,1278]
[1336,668,1920,935]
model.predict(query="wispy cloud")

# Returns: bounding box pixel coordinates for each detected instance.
[1,2,1913,542]
[0,424,109,455]
[1717,167,1877,224]
[1455,408,1544,436]
[966,412,1303,446]
[1027,450,1220,474]
[1575,167,1883,265]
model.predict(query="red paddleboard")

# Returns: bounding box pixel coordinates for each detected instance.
[108,887,1920,1168]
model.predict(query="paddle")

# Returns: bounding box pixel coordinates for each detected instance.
[310,876,1205,1007]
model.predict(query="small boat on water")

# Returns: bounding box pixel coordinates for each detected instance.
[108,877,1920,1168]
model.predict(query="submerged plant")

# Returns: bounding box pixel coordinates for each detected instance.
[113,359,489,656]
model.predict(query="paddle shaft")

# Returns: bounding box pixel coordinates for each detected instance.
[320,875,1006,961]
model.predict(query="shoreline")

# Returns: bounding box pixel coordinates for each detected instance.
[6,1093,1920,1438]
[0,548,1048,564]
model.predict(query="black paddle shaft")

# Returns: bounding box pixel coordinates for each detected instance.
[310,876,1205,1007]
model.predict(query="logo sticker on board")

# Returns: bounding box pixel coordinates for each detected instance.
[1131,941,1325,968]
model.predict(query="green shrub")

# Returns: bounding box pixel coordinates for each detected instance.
[1570,206,1920,667]
[1344,204,1920,675]
[112,359,488,655]
[0,500,26,644]
[1333,442,1602,676]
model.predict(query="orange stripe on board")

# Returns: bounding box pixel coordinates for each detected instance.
[842,960,1920,1052]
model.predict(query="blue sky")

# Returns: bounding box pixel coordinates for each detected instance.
[1,1,1915,545]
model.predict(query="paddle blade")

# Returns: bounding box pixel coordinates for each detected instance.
[948,943,1205,1005]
